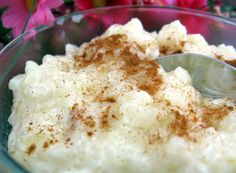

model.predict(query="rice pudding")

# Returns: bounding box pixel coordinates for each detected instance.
[8,19,236,173]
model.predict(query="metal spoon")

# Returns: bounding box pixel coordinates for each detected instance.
[157,53,236,99]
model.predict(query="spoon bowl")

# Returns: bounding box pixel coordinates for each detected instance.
[158,53,236,99]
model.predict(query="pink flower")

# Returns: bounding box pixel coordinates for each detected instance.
[75,0,93,10]
[75,0,208,10]
[0,0,63,37]
[75,0,210,40]
[176,0,208,9]
[161,0,209,35]
[75,0,133,30]
[157,0,208,10]
[132,0,208,10]
[75,0,133,10]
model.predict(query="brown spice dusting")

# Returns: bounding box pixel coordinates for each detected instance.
[71,103,85,120]
[228,106,234,111]
[120,45,162,95]
[180,41,186,47]
[139,84,158,96]
[111,114,118,120]
[26,144,36,155]
[47,127,54,132]
[96,97,116,103]
[60,61,70,72]
[70,103,96,129]
[214,54,224,61]
[84,116,96,128]
[148,132,162,145]
[27,126,32,131]
[71,104,84,121]
[87,131,94,137]
[73,34,163,95]
[68,33,235,142]
[49,139,53,144]
[202,104,232,128]
[100,106,111,129]
[159,45,182,55]
[43,142,49,149]
[56,114,63,121]
[214,53,236,67]
[168,102,235,142]
[226,59,236,67]
[43,139,58,149]
[170,111,189,138]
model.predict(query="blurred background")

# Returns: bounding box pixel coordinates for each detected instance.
[0,0,236,51]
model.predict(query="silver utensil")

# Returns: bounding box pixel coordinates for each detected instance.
[157,53,236,99]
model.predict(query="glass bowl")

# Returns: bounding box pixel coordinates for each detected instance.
[0,5,236,173]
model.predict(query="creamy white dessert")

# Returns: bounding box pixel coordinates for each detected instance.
[8,19,236,173]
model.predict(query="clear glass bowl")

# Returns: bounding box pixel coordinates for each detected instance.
[0,5,236,173]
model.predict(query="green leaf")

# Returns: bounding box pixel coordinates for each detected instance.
[208,0,217,13]
[0,7,12,44]
[0,7,7,15]
[64,0,74,4]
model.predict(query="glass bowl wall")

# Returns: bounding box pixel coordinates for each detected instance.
[0,6,236,173]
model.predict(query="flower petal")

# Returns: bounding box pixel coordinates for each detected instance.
[162,0,176,6]
[0,0,60,37]
[177,0,194,8]
[107,0,133,6]
[28,7,54,29]
[39,0,64,9]
[0,0,17,7]
[12,19,27,37]
[75,0,93,10]
[1,4,27,28]
[1,0,28,37]
[191,0,208,9]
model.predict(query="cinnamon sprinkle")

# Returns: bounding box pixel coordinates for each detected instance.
[26,144,36,155]
[43,142,49,149]
[70,103,96,129]
[225,59,236,67]
[169,102,235,142]
[87,131,94,137]
[100,106,111,130]
[96,97,116,103]
[84,116,96,128]
[73,34,163,95]
[201,104,232,128]
[70,33,235,142]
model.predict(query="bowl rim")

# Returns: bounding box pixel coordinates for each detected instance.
[1,5,236,172]
[1,5,236,55]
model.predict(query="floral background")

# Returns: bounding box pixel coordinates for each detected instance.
[0,0,235,51]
